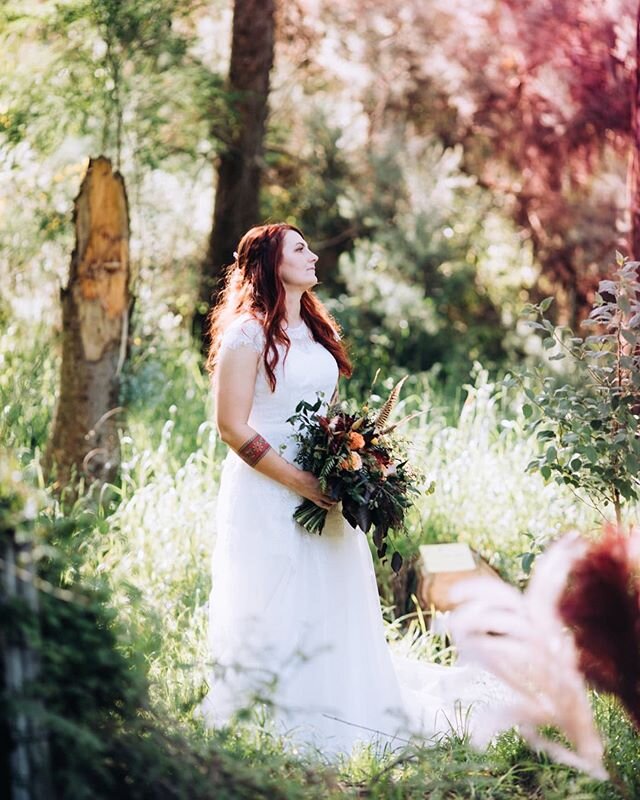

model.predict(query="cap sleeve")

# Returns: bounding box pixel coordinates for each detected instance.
[218,317,265,355]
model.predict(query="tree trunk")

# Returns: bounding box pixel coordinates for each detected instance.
[196,0,276,340]
[45,156,130,490]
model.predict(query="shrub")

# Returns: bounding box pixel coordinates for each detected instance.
[518,257,640,525]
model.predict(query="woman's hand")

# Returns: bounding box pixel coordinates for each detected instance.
[292,470,337,510]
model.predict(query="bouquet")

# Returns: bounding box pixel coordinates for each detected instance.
[288,377,427,572]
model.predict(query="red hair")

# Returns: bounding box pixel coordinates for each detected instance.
[205,223,352,390]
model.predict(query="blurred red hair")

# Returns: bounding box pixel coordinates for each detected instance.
[205,223,352,390]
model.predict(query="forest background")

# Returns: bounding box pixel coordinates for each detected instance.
[2,1,640,798]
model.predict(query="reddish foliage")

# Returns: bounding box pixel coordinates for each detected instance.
[455,0,636,317]
[325,0,636,318]
[304,0,637,317]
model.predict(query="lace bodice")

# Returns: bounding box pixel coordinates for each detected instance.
[219,316,339,457]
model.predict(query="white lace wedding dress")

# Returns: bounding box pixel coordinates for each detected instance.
[199,316,503,756]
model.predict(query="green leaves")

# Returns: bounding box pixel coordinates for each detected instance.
[516,260,640,521]
[539,296,554,313]
[521,551,535,574]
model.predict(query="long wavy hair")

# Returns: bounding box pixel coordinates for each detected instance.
[205,223,352,391]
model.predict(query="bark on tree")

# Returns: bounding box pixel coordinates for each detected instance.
[196,0,276,339]
[45,156,130,489]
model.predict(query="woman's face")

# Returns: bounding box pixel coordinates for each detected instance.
[278,230,318,291]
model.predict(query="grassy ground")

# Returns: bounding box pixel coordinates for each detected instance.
[3,320,640,799]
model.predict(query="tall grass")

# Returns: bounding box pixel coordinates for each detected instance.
[407,369,599,580]
[3,321,638,798]
[0,322,59,461]
[88,423,219,716]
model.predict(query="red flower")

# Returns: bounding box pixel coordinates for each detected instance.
[371,450,391,468]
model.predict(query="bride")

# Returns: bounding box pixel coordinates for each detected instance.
[198,222,496,756]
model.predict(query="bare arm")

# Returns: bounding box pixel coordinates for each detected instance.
[214,343,335,510]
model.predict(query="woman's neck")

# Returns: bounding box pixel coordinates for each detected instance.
[284,292,303,328]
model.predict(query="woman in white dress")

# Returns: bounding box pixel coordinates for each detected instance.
[199,223,493,756]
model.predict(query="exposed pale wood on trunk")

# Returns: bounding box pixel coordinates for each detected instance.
[46,156,130,488]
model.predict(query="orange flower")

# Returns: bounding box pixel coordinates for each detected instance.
[347,431,365,450]
[339,452,363,471]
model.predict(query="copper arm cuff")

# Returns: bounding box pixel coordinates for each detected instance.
[237,433,272,467]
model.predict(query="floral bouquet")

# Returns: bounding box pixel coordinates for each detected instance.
[288,377,427,572]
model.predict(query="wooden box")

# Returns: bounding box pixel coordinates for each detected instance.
[416,542,498,613]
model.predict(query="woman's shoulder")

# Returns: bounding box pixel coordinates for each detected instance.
[219,314,265,354]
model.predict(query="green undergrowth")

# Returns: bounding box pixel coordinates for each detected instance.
[2,325,638,798]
